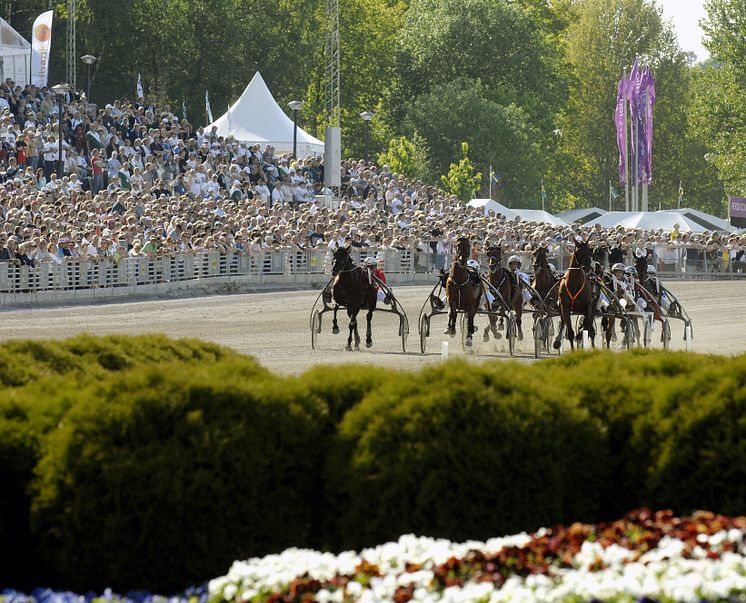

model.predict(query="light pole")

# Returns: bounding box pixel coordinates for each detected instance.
[51,83,70,179]
[80,54,97,101]
[360,111,374,163]
[288,100,303,159]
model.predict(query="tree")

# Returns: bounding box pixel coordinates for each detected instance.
[406,78,544,204]
[557,0,697,209]
[441,142,482,201]
[377,135,432,181]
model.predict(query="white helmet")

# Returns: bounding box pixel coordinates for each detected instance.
[467,259,480,269]
[635,247,645,258]
[625,265,637,275]
[611,262,625,272]
[363,256,378,267]
[547,263,557,273]
[508,255,521,265]
[646,264,657,274]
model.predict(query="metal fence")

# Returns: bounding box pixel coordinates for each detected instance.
[1,246,745,296]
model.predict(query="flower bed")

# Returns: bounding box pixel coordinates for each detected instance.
[0,587,207,603]
[208,509,746,603]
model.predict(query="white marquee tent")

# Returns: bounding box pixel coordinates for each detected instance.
[0,18,30,86]
[585,211,716,233]
[467,198,516,219]
[513,209,568,226]
[558,207,607,225]
[205,72,324,155]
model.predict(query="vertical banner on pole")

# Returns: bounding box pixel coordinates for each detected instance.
[31,10,54,87]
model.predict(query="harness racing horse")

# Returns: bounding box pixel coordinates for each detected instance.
[553,238,597,350]
[444,237,482,348]
[531,245,558,310]
[483,244,523,342]
[330,245,377,351]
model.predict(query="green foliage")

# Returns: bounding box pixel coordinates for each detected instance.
[31,361,324,592]
[377,135,432,181]
[326,360,608,549]
[440,142,483,202]
[5,335,746,593]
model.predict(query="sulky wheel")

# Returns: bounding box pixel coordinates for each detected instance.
[533,315,543,359]
[661,320,671,350]
[399,314,409,353]
[310,309,321,350]
[419,313,429,354]
[506,314,516,356]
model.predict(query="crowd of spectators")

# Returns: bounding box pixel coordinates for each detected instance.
[0,78,745,278]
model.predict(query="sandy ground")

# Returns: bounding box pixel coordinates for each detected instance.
[0,280,744,375]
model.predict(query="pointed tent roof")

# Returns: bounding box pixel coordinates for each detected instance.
[205,72,324,155]
[0,17,30,56]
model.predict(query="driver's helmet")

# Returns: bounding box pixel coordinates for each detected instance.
[466,259,480,270]
[625,265,637,276]
[611,262,626,273]
[646,264,657,274]
[547,263,557,273]
[508,255,522,266]
[363,256,378,268]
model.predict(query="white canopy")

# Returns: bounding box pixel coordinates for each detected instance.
[585,211,709,233]
[0,17,30,85]
[664,208,737,234]
[467,199,516,219]
[558,207,607,225]
[513,209,568,226]
[205,72,324,155]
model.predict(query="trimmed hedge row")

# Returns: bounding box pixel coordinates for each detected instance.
[2,338,746,594]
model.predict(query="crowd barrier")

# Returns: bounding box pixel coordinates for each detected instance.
[0,247,744,302]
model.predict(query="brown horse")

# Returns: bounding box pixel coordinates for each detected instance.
[531,245,558,310]
[483,244,523,341]
[553,239,596,350]
[444,237,482,348]
[330,245,377,351]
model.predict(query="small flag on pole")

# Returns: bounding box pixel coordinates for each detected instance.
[136,73,144,99]
[182,99,187,121]
[205,90,213,124]
[540,180,546,210]
[610,185,619,200]
[490,170,500,184]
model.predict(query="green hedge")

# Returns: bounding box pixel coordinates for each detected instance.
[30,360,324,592]
[2,337,746,594]
[0,335,253,591]
[326,360,608,549]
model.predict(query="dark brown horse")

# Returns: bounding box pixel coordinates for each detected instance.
[531,245,558,310]
[553,238,596,350]
[330,245,377,351]
[444,237,482,348]
[483,244,522,341]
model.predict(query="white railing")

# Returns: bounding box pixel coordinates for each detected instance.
[1,247,744,298]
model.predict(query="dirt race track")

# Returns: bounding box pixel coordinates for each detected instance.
[0,280,744,374]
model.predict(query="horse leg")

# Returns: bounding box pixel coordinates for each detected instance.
[553,308,565,350]
[444,305,456,336]
[466,311,474,348]
[515,302,523,341]
[332,304,340,334]
[585,312,596,348]
[565,310,576,350]
[365,308,373,348]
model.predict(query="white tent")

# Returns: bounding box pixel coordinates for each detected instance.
[586,211,708,233]
[0,18,30,86]
[205,72,324,155]
[467,199,516,219]
[663,208,737,234]
[513,209,568,226]
[558,207,607,225]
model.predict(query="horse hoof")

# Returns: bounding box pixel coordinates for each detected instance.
[332,327,340,334]
[517,330,524,341]
[355,345,360,351]
[483,331,490,343]
[552,341,561,350]
[465,337,473,347]
[366,341,372,349]
[345,345,352,351]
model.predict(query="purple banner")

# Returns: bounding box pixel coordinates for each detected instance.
[730,196,746,219]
